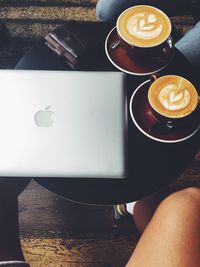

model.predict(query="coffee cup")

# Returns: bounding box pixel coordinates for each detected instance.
[114,5,173,65]
[129,75,200,143]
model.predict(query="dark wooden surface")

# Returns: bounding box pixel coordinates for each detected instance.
[21,237,137,267]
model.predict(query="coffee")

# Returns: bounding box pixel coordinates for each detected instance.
[117,5,171,48]
[148,75,198,118]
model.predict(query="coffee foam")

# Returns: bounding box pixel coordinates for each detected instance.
[127,13,163,40]
[117,5,171,47]
[148,75,198,118]
[158,83,191,111]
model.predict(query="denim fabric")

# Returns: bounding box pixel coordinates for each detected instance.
[96,0,132,22]
[175,22,200,67]
[96,0,190,22]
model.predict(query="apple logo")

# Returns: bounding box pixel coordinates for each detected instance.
[34,106,54,127]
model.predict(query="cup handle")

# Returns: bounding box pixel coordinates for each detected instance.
[160,36,173,61]
[149,120,174,135]
[150,74,160,84]
[110,40,120,50]
[160,46,170,62]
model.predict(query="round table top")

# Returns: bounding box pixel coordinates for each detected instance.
[15,23,200,205]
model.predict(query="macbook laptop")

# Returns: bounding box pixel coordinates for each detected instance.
[0,70,127,178]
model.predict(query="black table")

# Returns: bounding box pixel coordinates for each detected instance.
[15,22,200,205]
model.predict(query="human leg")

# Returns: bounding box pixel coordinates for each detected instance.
[175,21,200,68]
[132,186,172,233]
[96,0,132,22]
[15,43,66,70]
[0,196,24,261]
[0,178,30,262]
[0,178,31,266]
[0,178,30,259]
[96,0,191,22]
[126,187,200,267]
[116,189,172,235]
[116,185,173,233]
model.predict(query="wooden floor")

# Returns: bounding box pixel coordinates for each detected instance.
[21,237,137,267]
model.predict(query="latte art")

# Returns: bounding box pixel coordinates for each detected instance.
[158,84,191,111]
[117,5,171,47]
[148,75,199,118]
[127,13,163,40]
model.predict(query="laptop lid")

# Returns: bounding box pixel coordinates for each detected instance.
[0,70,127,178]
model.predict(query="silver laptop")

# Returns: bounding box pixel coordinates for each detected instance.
[0,70,127,178]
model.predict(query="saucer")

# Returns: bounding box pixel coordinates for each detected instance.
[129,80,200,143]
[105,27,173,76]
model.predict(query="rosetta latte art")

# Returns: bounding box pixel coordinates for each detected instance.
[148,75,198,118]
[158,84,191,111]
[127,13,163,40]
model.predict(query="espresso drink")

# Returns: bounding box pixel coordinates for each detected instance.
[117,5,171,47]
[148,75,199,118]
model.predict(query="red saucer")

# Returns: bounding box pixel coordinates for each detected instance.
[129,80,200,143]
[105,27,172,76]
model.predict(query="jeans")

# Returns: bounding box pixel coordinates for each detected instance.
[96,0,200,68]
[96,0,190,22]
[175,22,200,67]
